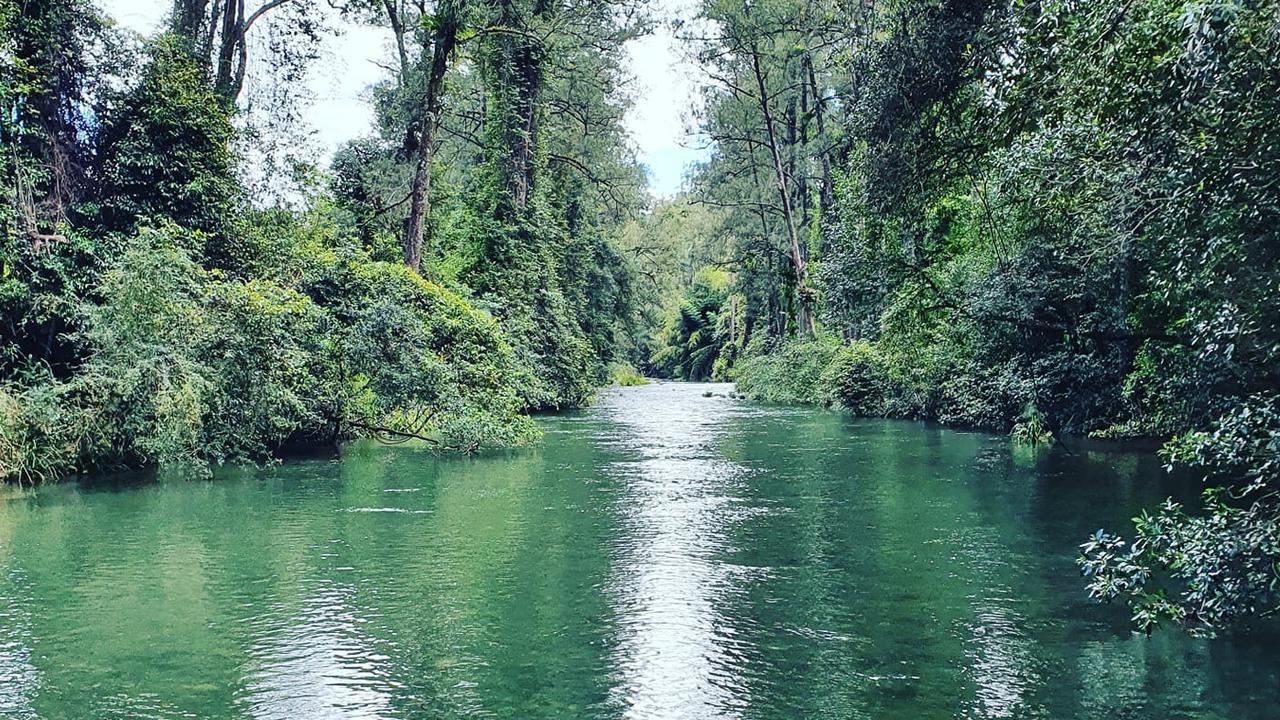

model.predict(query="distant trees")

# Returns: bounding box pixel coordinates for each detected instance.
[684,0,849,340]
[649,267,734,381]
[330,0,648,409]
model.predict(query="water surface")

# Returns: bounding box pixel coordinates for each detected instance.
[1,382,1276,718]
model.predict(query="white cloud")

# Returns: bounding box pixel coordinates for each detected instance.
[302,23,388,156]
[98,0,163,33]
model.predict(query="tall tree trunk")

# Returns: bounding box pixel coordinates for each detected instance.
[482,0,555,222]
[804,54,834,221]
[172,0,212,42]
[214,0,243,97]
[403,0,465,272]
[750,49,813,336]
[381,0,409,84]
[171,0,292,104]
[788,70,805,242]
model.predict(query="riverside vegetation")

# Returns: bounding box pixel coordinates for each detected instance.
[2,0,1278,637]
[2,0,643,477]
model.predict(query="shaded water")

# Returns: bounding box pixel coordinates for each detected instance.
[0,382,1277,719]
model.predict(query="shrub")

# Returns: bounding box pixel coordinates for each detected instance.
[68,226,327,466]
[0,223,540,483]
[74,227,222,466]
[0,381,83,484]
[820,341,888,415]
[300,246,537,450]
[734,339,843,405]
[1010,402,1053,445]
[607,363,648,386]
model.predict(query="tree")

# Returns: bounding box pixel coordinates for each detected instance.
[169,0,324,103]
[94,36,241,238]
[1,0,105,242]
[402,0,467,272]
[684,0,853,344]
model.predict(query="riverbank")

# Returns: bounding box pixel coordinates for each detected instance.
[731,338,1173,446]
[0,230,553,486]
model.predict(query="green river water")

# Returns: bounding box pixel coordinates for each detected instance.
[0,382,1277,719]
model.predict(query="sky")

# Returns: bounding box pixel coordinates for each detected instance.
[97,0,706,197]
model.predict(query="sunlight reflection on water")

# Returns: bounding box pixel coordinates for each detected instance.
[0,568,39,720]
[599,383,758,719]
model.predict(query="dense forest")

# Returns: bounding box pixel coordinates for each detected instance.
[2,0,1278,637]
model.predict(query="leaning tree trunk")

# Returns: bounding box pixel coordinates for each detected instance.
[750,49,813,336]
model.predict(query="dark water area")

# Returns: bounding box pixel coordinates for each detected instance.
[0,382,1276,719]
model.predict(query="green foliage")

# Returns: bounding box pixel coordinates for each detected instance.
[327,137,406,258]
[94,35,240,237]
[650,267,733,381]
[0,227,109,376]
[607,363,648,387]
[735,339,843,406]
[1011,404,1053,446]
[1081,397,1280,635]
[1096,342,1211,439]
[0,379,81,485]
[618,201,732,370]
[78,227,250,465]
[0,219,538,483]
[301,241,536,448]
[820,342,889,416]
[3,0,643,482]
[4,226,320,475]
[456,212,598,410]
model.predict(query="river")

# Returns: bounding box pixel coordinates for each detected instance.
[0,382,1276,718]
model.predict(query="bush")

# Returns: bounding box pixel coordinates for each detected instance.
[302,246,536,449]
[820,341,889,415]
[1010,403,1053,445]
[72,225,327,466]
[607,363,648,386]
[734,339,843,405]
[0,223,539,483]
[0,381,83,484]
